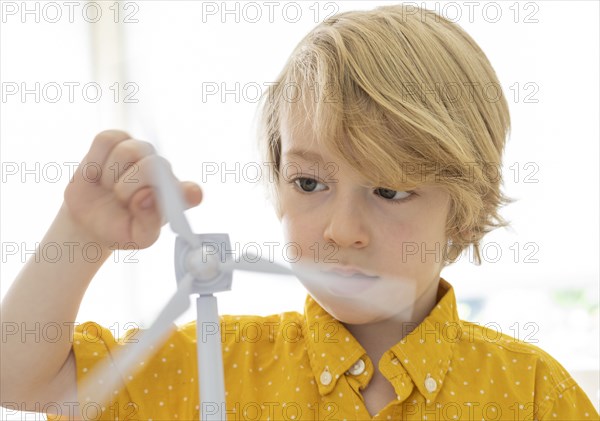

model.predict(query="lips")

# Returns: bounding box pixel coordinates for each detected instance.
[324,266,379,278]
[315,266,380,297]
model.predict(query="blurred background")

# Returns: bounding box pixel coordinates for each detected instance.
[1,1,598,418]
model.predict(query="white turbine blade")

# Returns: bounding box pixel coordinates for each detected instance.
[134,118,199,248]
[221,255,421,321]
[151,156,200,248]
[73,274,195,408]
[223,254,295,276]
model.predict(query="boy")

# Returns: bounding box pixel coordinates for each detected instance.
[2,4,598,420]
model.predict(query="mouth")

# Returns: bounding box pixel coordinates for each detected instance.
[313,266,379,297]
[323,266,379,279]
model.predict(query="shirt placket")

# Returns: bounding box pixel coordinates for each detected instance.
[370,353,417,420]
[333,354,376,420]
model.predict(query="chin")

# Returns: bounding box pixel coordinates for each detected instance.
[299,270,419,325]
[310,291,401,325]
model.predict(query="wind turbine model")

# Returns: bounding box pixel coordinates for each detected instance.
[71,154,298,420]
[70,149,417,421]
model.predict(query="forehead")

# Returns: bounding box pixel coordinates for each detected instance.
[279,100,341,161]
[279,111,375,186]
[279,124,334,186]
[276,95,426,191]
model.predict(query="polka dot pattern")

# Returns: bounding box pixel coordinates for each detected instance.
[46,279,598,420]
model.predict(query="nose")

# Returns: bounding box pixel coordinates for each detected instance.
[322,195,370,249]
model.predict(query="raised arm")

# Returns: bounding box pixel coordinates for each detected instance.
[0,130,202,415]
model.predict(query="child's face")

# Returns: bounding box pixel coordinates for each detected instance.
[277,115,451,325]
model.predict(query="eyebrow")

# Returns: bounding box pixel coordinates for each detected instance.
[282,149,326,163]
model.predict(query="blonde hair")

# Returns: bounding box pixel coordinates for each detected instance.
[256,4,514,265]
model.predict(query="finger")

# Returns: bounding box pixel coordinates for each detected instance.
[76,130,132,181]
[100,139,156,191]
[181,181,203,210]
[113,155,202,207]
[127,182,202,213]
[67,131,132,206]
[112,155,156,205]
[129,187,163,247]
[127,181,201,247]
[128,182,202,218]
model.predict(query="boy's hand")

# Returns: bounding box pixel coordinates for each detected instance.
[63,130,203,250]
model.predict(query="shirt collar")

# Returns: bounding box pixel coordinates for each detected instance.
[303,277,459,400]
[303,294,369,395]
[389,278,458,401]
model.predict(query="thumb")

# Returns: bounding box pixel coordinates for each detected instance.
[181,181,203,210]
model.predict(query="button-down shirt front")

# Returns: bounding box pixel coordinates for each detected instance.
[50,278,598,420]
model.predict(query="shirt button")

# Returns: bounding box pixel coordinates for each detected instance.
[424,376,437,393]
[320,370,332,386]
[347,359,366,376]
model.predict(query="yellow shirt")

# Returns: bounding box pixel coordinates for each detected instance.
[51,278,598,420]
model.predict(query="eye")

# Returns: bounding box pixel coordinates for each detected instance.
[374,188,414,202]
[292,177,326,193]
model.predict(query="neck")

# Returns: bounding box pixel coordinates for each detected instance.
[343,277,440,364]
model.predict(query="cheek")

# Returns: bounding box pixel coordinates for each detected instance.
[280,213,319,250]
[383,203,447,243]
[278,186,322,247]
[379,214,446,268]
[280,215,294,244]
[377,218,414,244]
